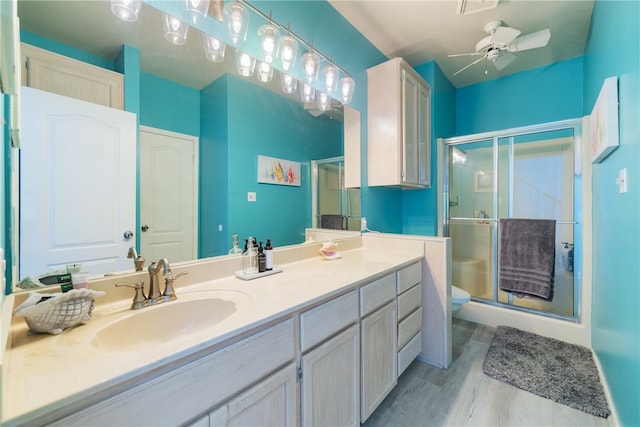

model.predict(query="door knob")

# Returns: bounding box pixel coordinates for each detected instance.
[123,230,134,240]
[141,225,149,232]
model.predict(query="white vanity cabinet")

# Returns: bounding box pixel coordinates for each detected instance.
[21,43,124,109]
[359,274,398,422]
[300,291,360,427]
[51,319,295,427]
[396,262,424,376]
[367,57,431,188]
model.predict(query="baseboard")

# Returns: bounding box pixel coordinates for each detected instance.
[591,350,620,426]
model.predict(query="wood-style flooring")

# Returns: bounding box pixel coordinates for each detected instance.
[364,319,615,427]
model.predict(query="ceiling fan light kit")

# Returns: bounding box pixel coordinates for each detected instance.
[450,20,551,76]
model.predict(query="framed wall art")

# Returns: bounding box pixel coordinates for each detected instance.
[590,76,619,163]
[257,155,301,186]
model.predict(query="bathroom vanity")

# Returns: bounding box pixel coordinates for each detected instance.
[1,235,448,426]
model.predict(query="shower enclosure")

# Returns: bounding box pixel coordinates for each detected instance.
[311,157,361,231]
[441,119,582,321]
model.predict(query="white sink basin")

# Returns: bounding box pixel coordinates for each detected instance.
[93,290,250,350]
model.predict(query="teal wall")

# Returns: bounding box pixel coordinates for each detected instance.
[583,1,640,425]
[456,56,584,135]
[199,75,342,256]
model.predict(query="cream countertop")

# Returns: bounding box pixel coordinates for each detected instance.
[2,239,423,425]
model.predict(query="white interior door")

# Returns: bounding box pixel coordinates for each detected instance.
[20,86,136,278]
[140,127,197,263]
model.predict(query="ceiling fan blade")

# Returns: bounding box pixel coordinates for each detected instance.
[493,51,516,70]
[508,28,551,52]
[448,52,483,58]
[453,56,485,76]
[491,26,521,45]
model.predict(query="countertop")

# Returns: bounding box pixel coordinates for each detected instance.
[3,243,423,425]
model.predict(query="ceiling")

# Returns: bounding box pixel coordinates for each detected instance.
[328,0,594,88]
[17,0,594,94]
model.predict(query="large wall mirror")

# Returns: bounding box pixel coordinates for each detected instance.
[11,0,360,291]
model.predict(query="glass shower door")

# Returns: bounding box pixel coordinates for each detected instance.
[314,158,361,231]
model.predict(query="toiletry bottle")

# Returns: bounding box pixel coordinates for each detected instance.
[258,242,266,273]
[265,239,273,271]
[229,234,243,255]
[242,237,258,274]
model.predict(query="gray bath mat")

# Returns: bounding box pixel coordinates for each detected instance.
[483,326,610,418]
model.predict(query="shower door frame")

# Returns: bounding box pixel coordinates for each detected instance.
[439,118,583,322]
[311,156,359,230]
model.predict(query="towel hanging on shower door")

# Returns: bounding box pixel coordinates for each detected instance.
[499,218,556,300]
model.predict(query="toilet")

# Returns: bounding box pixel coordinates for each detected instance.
[452,285,471,313]
[452,256,487,296]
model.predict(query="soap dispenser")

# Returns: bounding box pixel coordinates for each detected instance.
[258,242,266,273]
[242,237,258,274]
[264,239,273,271]
[228,234,243,255]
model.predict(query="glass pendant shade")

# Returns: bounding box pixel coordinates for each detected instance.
[110,0,142,22]
[184,0,210,25]
[257,24,280,64]
[301,52,320,83]
[321,64,340,93]
[224,1,249,46]
[163,14,189,45]
[317,92,331,111]
[279,72,298,94]
[300,83,316,103]
[235,50,256,77]
[278,35,298,72]
[202,33,226,62]
[256,62,274,83]
[339,76,355,104]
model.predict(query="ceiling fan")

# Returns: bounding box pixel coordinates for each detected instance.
[449,20,551,76]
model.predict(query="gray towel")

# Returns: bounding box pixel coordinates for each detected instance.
[499,218,556,300]
[320,214,344,230]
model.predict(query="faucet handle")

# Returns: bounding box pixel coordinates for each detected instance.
[115,281,147,310]
[162,272,188,301]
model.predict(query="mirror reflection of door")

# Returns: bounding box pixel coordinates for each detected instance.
[139,127,197,263]
[314,158,361,231]
[19,87,136,279]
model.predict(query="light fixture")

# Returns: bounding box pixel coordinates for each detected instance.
[162,13,189,45]
[257,24,280,64]
[256,62,274,83]
[339,75,355,104]
[278,34,298,72]
[224,1,250,46]
[317,92,331,111]
[202,33,226,62]
[110,0,142,22]
[184,0,210,26]
[300,83,315,103]
[321,64,340,94]
[280,72,298,94]
[301,52,320,83]
[235,50,256,77]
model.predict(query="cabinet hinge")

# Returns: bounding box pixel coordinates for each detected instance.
[297,366,303,383]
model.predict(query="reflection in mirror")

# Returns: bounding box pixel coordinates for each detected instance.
[13,0,353,291]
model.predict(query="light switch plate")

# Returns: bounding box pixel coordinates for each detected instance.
[617,168,628,193]
[248,191,257,202]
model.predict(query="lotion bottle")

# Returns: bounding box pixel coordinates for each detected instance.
[258,242,266,273]
[265,239,274,271]
[242,237,258,274]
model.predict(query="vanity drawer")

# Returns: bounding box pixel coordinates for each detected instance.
[397,332,422,376]
[360,273,396,317]
[52,319,295,426]
[397,283,422,321]
[300,290,358,352]
[398,307,422,349]
[396,262,422,294]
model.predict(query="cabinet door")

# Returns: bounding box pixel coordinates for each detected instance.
[401,69,419,185]
[301,324,360,427]
[210,364,297,427]
[417,82,431,187]
[361,301,398,422]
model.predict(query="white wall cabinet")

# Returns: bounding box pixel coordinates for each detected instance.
[367,57,431,188]
[344,105,361,188]
[21,43,124,109]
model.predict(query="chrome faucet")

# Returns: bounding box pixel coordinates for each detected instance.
[127,246,146,272]
[147,258,172,304]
